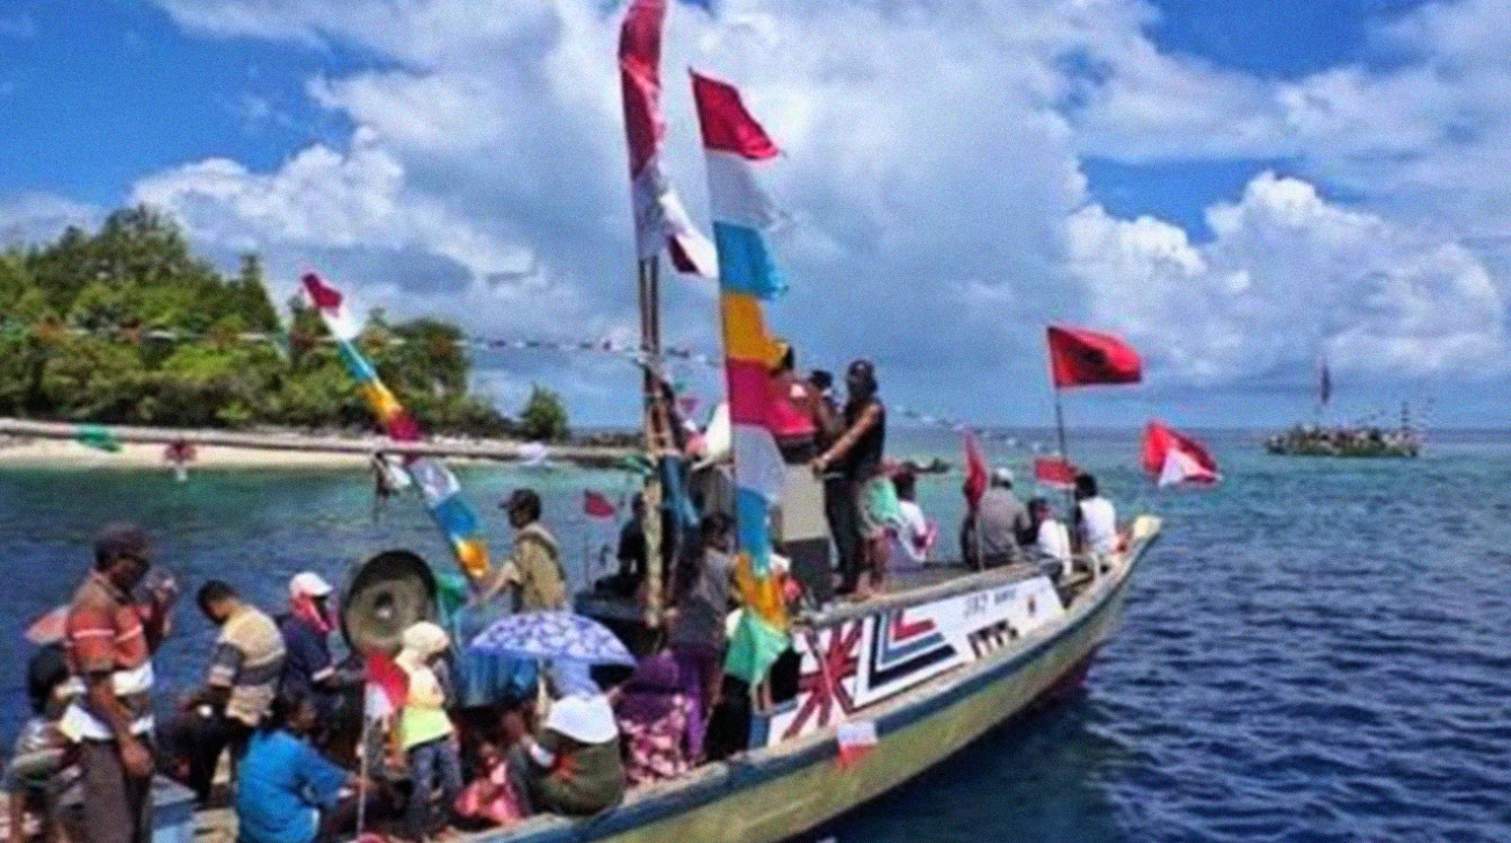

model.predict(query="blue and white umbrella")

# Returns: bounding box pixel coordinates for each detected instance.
[468,610,636,666]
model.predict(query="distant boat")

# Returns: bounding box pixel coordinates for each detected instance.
[1265,363,1422,458]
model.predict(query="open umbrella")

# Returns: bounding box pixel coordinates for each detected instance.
[468,611,635,666]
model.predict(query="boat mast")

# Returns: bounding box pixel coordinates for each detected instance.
[638,255,669,629]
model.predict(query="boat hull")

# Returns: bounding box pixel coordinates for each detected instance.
[482,525,1153,843]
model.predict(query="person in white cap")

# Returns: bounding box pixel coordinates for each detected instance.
[277,572,356,741]
[959,467,1033,569]
[501,678,625,818]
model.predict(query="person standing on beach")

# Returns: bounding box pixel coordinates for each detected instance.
[812,360,898,598]
[181,580,286,804]
[481,489,567,611]
[61,522,177,843]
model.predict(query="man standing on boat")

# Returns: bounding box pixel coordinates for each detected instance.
[481,489,567,611]
[812,360,898,598]
[61,522,176,843]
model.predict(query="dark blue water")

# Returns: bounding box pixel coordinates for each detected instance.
[3,428,1509,842]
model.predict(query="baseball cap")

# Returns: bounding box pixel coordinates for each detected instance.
[289,571,334,598]
[991,467,1015,486]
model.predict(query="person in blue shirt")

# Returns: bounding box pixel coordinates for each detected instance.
[235,692,356,843]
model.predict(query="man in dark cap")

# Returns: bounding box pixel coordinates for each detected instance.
[62,522,177,843]
[481,489,566,611]
[812,360,897,598]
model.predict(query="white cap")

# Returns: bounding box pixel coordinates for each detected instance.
[289,571,334,598]
[545,694,618,744]
[991,467,1014,486]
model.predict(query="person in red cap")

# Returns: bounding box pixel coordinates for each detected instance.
[61,522,177,843]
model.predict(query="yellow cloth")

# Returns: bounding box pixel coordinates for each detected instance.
[720,293,782,365]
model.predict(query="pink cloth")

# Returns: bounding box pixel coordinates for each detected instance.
[455,760,524,826]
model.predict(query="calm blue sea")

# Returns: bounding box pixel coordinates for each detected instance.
[2,426,1509,842]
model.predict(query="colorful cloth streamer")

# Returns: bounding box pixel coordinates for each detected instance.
[302,272,490,583]
[693,71,790,684]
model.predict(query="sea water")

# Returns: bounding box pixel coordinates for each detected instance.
[1,427,1507,842]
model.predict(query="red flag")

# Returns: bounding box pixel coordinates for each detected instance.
[1033,456,1078,490]
[363,652,408,719]
[584,490,618,519]
[1142,420,1219,486]
[1046,325,1142,389]
[963,433,988,509]
[691,71,781,160]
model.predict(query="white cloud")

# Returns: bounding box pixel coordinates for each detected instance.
[0,193,104,246]
[1070,172,1506,382]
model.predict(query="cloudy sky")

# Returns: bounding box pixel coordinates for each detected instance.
[2,0,1509,429]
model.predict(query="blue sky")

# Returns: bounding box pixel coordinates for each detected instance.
[2,0,1509,431]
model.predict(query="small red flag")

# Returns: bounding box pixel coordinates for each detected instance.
[1046,325,1142,389]
[963,433,988,509]
[363,652,408,719]
[584,490,618,519]
[1033,456,1078,490]
[1142,420,1219,486]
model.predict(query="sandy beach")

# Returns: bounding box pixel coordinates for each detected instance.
[0,436,374,470]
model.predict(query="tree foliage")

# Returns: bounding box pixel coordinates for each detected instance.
[518,385,570,442]
[0,206,526,437]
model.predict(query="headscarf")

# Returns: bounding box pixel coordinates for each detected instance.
[615,652,682,725]
[288,572,334,634]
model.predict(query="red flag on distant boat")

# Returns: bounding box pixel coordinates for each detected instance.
[963,432,988,509]
[1142,420,1219,487]
[363,652,408,719]
[1046,325,1142,389]
[584,490,618,519]
[1033,456,1078,490]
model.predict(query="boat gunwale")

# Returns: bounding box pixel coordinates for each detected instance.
[471,519,1161,843]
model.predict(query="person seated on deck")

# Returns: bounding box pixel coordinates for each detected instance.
[1072,473,1119,577]
[666,512,736,762]
[960,468,1033,570]
[480,489,567,612]
[234,692,361,843]
[811,360,898,599]
[278,572,362,752]
[500,669,625,821]
[890,468,935,567]
[1026,497,1072,579]
[392,622,463,842]
[4,644,80,843]
[609,653,691,787]
[180,580,286,806]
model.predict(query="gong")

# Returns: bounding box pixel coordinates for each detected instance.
[340,549,439,656]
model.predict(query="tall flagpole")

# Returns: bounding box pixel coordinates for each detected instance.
[639,255,667,630]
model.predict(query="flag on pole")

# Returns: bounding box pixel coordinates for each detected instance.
[363,652,408,720]
[584,490,618,519]
[1046,325,1142,388]
[694,70,789,684]
[1142,420,1219,486]
[1033,456,1079,490]
[620,0,716,277]
[303,272,490,582]
[963,432,988,509]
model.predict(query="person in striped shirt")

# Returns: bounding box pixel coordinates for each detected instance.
[61,522,177,843]
[180,580,286,804]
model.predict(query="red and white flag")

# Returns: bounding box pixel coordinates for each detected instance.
[620,0,715,277]
[301,272,362,342]
[363,652,409,720]
[1142,420,1219,487]
[1033,456,1078,490]
[836,720,877,768]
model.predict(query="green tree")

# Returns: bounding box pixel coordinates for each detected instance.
[518,384,569,442]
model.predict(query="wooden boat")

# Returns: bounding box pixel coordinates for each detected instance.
[489,515,1160,843]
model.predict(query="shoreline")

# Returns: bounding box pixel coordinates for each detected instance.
[0,438,376,470]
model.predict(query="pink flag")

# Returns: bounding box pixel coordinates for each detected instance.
[583,490,617,519]
[1142,420,1219,487]
[620,0,715,277]
[963,433,988,509]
